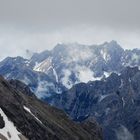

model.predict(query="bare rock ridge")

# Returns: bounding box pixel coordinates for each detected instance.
[55,67,140,140]
[0,76,102,140]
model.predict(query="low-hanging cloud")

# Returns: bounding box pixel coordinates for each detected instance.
[0,0,140,60]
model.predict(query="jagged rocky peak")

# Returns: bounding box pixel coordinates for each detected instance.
[99,40,124,59]
[54,66,140,140]
[31,50,51,64]
[120,66,139,78]
[0,56,29,66]
[0,76,102,140]
[107,40,121,47]
[100,40,119,47]
[0,41,140,101]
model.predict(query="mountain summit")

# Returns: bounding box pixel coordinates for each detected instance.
[0,41,140,100]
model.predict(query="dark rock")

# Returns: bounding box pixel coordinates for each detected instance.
[54,67,140,140]
[0,76,102,140]
[0,114,5,129]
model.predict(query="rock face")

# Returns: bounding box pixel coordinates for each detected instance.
[0,114,4,129]
[1,41,140,100]
[0,76,102,140]
[0,56,65,99]
[54,67,140,140]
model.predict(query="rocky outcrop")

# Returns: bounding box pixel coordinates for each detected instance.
[54,67,140,140]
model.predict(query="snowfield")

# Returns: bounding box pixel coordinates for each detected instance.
[0,108,21,140]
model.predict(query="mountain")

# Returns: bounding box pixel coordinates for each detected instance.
[0,76,102,140]
[0,56,65,99]
[1,41,140,101]
[0,41,140,140]
[31,41,124,88]
[53,67,140,140]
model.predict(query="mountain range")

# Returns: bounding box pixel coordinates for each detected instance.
[54,66,140,140]
[0,40,140,101]
[0,41,140,140]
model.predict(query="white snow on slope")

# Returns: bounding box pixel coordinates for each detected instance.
[23,106,42,124]
[33,57,59,83]
[100,49,111,62]
[103,71,111,78]
[52,68,58,83]
[33,57,52,73]
[0,108,21,140]
[99,94,110,102]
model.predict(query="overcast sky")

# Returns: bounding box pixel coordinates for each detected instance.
[0,0,140,60]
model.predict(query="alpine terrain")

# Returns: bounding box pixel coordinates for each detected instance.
[0,41,140,140]
[0,76,102,140]
[0,41,140,101]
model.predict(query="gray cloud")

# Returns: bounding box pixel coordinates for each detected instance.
[0,0,140,60]
[0,0,140,30]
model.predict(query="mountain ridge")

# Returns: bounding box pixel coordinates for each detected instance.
[0,75,102,140]
[53,66,140,140]
[0,41,140,100]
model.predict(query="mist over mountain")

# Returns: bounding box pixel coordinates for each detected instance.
[0,0,140,140]
[0,41,140,140]
[54,66,140,140]
[0,41,140,100]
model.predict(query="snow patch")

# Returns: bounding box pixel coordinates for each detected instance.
[23,106,42,124]
[100,49,111,62]
[33,57,52,73]
[0,108,21,140]
[33,62,40,71]
[52,68,58,83]
[99,94,110,102]
[104,71,111,78]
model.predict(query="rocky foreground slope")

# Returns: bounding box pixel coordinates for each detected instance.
[0,76,102,140]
